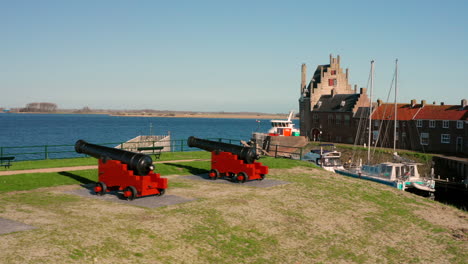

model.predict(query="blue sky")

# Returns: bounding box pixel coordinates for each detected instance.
[1,0,467,113]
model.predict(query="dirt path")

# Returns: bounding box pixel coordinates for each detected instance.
[0,159,209,176]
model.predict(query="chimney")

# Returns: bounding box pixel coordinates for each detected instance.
[337,55,341,65]
[360,87,367,95]
[377,99,382,106]
[421,100,426,107]
[440,102,444,106]
[462,99,467,108]
[321,66,324,77]
[433,101,436,105]
[329,54,332,64]
[354,84,357,93]
[301,63,306,94]
[346,68,349,79]
[411,99,416,108]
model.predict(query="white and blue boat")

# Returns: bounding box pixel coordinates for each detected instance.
[302,144,344,172]
[335,161,435,193]
[335,60,435,196]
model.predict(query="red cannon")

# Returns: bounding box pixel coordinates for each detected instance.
[187,136,268,182]
[75,140,167,200]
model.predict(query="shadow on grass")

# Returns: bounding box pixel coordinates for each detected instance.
[164,163,208,176]
[58,171,95,185]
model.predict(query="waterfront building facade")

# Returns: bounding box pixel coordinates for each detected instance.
[299,55,467,156]
[371,99,468,155]
[299,54,370,143]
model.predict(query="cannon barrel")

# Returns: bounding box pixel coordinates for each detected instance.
[187,136,259,164]
[75,140,154,176]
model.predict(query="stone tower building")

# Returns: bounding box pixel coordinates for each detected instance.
[299,54,370,141]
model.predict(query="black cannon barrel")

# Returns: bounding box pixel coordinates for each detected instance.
[75,140,154,176]
[187,136,259,164]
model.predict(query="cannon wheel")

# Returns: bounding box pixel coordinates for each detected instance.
[209,169,220,180]
[156,188,165,196]
[258,174,266,181]
[236,172,247,183]
[123,186,138,201]
[95,182,107,196]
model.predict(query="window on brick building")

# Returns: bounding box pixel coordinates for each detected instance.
[336,115,341,125]
[328,79,337,86]
[420,133,429,145]
[374,120,380,128]
[457,120,463,129]
[331,70,336,75]
[441,134,450,143]
[416,120,423,128]
[429,120,435,128]
[344,115,350,126]
[328,114,334,125]
[443,120,449,128]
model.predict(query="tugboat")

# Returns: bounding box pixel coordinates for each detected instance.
[251,111,307,158]
[267,111,300,136]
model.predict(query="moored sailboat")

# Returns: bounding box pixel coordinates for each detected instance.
[335,60,435,196]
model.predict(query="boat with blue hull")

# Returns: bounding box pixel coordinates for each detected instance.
[335,162,435,193]
[335,60,435,196]
[302,144,344,172]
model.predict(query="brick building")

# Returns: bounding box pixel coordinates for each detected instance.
[299,55,467,156]
[372,99,468,155]
[299,54,370,142]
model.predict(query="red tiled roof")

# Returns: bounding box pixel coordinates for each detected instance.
[372,103,468,121]
[371,103,420,120]
[415,105,467,120]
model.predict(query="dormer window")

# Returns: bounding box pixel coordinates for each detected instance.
[316,101,322,108]
[340,101,346,107]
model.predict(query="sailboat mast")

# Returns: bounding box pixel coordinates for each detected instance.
[394,59,398,152]
[367,60,374,163]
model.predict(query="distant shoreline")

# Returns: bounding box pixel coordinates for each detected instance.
[5,111,297,120]
[111,113,295,119]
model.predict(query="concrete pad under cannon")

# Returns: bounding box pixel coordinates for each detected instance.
[183,174,289,188]
[0,218,36,235]
[64,184,196,208]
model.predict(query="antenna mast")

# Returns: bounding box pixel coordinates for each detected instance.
[393,59,398,152]
[367,60,374,163]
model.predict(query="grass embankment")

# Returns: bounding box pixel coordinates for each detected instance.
[0,151,211,171]
[0,155,466,263]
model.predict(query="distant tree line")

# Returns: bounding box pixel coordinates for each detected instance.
[20,102,58,112]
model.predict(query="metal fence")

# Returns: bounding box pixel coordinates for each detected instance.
[0,138,241,161]
[269,144,305,160]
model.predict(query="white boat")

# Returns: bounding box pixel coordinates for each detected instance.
[302,144,344,172]
[335,161,435,192]
[268,111,300,136]
[335,60,435,196]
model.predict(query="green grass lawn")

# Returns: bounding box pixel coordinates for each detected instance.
[0,151,211,171]
[0,155,316,193]
[0,157,466,263]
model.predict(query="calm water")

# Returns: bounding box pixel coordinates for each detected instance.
[0,113,296,147]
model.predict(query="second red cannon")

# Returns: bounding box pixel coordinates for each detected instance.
[187,136,268,182]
